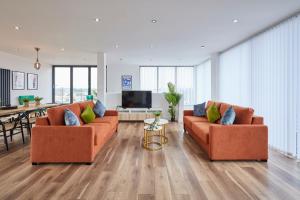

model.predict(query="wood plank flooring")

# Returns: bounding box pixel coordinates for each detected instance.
[0,122,299,200]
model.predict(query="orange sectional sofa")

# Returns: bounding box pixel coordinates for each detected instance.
[184,101,268,161]
[31,101,118,164]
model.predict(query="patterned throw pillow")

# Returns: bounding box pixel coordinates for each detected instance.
[221,106,236,125]
[81,105,96,124]
[206,103,221,123]
[64,109,80,126]
[93,100,106,117]
[193,102,206,117]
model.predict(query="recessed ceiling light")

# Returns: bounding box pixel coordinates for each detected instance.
[150,44,154,48]
[120,58,123,61]
[151,19,158,23]
[60,48,65,51]
[95,18,100,22]
[233,19,239,23]
[14,26,20,30]
[201,45,205,48]
[115,44,119,49]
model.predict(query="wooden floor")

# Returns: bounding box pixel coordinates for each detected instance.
[0,122,300,200]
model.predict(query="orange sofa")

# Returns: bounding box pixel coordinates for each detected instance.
[184,101,268,161]
[31,101,118,164]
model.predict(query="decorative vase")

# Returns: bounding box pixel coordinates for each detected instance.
[35,101,41,106]
[155,115,160,121]
[24,102,29,107]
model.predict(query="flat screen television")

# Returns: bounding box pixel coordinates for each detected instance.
[122,91,152,108]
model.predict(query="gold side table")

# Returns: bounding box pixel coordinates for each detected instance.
[143,125,163,151]
[144,118,168,144]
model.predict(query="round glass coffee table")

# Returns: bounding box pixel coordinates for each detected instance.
[143,125,163,151]
[144,118,168,144]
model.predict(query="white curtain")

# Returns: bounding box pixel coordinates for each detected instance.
[140,67,157,92]
[218,15,300,158]
[158,67,175,93]
[176,67,195,106]
[196,60,211,104]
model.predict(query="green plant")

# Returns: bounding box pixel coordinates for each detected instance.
[164,82,182,122]
[23,98,30,103]
[34,96,43,102]
[153,111,161,117]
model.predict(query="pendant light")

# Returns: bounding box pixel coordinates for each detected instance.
[34,47,41,70]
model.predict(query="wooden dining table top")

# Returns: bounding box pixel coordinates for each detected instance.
[0,103,60,117]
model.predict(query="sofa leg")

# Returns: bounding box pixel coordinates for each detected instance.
[259,159,268,162]
[85,162,93,165]
[32,162,38,165]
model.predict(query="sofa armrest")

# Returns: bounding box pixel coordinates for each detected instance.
[31,126,95,163]
[105,110,118,116]
[35,117,50,126]
[252,116,264,125]
[209,124,268,160]
[184,110,193,116]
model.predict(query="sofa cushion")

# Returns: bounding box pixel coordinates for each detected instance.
[220,103,254,124]
[191,122,210,144]
[220,106,236,125]
[93,100,106,117]
[78,101,95,112]
[193,102,206,117]
[206,104,221,123]
[64,109,80,126]
[206,100,221,110]
[47,103,83,125]
[90,116,118,129]
[83,123,111,146]
[184,116,208,129]
[81,105,96,124]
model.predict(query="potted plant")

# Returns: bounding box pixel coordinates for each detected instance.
[164,82,182,122]
[34,96,43,106]
[153,111,162,121]
[23,98,30,107]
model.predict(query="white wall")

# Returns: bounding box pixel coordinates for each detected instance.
[107,64,140,92]
[0,51,52,105]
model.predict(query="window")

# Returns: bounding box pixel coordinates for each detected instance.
[91,67,98,99]
[196,60,211,104]
[218,15,300,158]
[158,67,175,93]
[53,66,97,103]
[54,67,70,104]
[140,67,157,92]
[140,66,195,106]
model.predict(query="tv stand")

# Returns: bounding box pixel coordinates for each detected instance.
[117,107,163,121]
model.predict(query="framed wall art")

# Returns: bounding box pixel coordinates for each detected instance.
[12,71,25,90]
[27,73,38,90]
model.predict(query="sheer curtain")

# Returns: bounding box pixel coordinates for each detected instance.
[196,60,211,104]
[158,67,175,92]
[176,67,195,106]
[218,15,300,158]
[140,67,157,92]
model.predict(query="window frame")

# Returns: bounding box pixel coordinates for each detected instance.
[52,65,97,103]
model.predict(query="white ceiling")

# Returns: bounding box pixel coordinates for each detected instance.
[0,0,300,66]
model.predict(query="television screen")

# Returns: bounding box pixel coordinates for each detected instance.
[122,91,152,108]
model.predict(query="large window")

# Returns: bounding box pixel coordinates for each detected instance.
[218,15,300,158]
[196,60,211,104]
[140,66,195,106]
[53,66,97,103]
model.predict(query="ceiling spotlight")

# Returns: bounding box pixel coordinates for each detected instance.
[14,26,20,30]
[151,19,158,23]
[95,18,100,22]
[201,45,205,48]
[115,44,119,49]
[233,19,239,23]
[120,58,123,61]
[60,48,65,51]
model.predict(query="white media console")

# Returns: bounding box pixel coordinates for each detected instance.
[117,107,163,121]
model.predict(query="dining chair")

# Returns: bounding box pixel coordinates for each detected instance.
[22,108,46,136]
[0,113,26,151]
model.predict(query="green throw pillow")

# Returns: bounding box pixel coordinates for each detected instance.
[81,105,96,124]
[206,103,221,123]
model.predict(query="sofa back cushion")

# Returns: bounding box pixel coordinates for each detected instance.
[47,103,83,125]
[78,101,95,112]
[220,103,254,124]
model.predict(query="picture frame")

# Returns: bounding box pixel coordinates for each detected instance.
[121,75,132,90]
[27,73,38,90]
[12,71,25,90]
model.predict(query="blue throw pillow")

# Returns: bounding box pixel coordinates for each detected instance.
[64,109,80,126]
[193,102,206,117]
[93,100,106,117]
[221,106,236,125]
